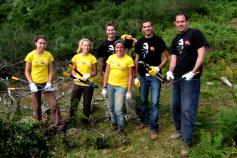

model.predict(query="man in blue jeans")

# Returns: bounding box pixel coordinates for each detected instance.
[135,19,168,140]
[166,12,207,157]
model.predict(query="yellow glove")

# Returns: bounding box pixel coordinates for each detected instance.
[121,34,133,40]
[148,66,160,76]
[134,78,140,88]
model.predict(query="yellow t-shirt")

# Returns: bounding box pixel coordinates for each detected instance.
[71,53,97,85]
[107,54,134,87]
[25,50,54,84]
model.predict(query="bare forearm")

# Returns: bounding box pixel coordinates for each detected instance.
[127,67,133,92]
[98,58,104,76]
[25,62,33,83]
[90,63,98,77]
[169,55,177,72]
[158,51,168,69]
[48,62,54,83]
[135,54,139,77]
[192,47,206,73]
[103,64,110,87]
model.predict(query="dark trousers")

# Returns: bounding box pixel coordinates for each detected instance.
[70,84,94,119]
[32,91,65,131]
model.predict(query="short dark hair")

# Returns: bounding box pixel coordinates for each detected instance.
[175,12,189,21]
[105,21,116,30]
[141,19,153,28]
[34,35,48,43]
[114,39,125,47]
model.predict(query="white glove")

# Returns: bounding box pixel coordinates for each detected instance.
[166,71,174,81]
[182,71,195,81]
[73,78,80,82]
[101,88,107,98]
[82,74,91,81]
[44,82,54,91]
[29,82,38,92]
[126,92,132,99]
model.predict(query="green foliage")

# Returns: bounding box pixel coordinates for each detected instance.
[0,0,209,62]
[216,107,237,142]
[189,131,227,158]
[0,117,49,157]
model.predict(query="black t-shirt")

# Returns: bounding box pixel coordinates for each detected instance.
[170,28,207,78]
[135,34,167,76]
[97,38,118,71]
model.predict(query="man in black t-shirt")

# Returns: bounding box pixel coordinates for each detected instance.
[97,21,119,120]
[166,12,207,157]
[135,19,168,140]
[97,21,119,83]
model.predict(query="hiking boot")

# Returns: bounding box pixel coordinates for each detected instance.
[118,129,126,143]
[180,144,189,158]
[111,123,118,131]
[136,123,145,129]
[170,133,182,140]
[150,130,158,140]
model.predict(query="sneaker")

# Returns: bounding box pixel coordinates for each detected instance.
[180,144,189,157]
[170,133,182,140]
[136,123,145,129]
[118,129,126,143]
[150,130,158,140]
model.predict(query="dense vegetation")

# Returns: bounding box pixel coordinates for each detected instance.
[0,0,237,157]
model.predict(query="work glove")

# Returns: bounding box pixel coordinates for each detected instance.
[166,71,174,81]
[125,92,132,100]
[101,88,107,98]
[121,34,133,40]
[82,74,91,81]
[182,71,195,81]
[148,66,160,76]
[44,82,54,91]
[29,82,38,92]
[134,77,140,88]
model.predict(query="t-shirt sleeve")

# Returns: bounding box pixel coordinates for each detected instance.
[128,57,134,67]
[92,55,97,64]
[97,43,105,58]
[106,56,112,64]
[194,29,207,50]
[48,52,54,63]
[134,41,140,55]
[169,38,176,55]
[71,55,77,63]
[157,36,167,53]
[24,53,32,63]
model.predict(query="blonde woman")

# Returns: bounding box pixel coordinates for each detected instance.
[102,39,134,142]
[69,38,97,124]
[25,35,64,132]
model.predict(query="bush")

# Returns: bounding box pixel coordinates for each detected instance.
[0,117,49,157]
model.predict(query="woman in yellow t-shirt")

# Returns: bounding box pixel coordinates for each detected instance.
[25,35,64,132]
[102,39,134,142]
[69,38,97,124]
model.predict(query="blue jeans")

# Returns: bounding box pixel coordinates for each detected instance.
[139,75,161,131]
[107,84,127,129]
[171,77,200,145]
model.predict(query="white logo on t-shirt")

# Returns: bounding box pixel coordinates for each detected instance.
[108,45,114,54]
[177,39,184,54]
[141,43,149,58]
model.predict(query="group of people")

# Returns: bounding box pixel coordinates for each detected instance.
[24,12,207,157]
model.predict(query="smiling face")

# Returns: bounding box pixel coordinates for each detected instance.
[115,43,125,57]
[142,21,153,38]
[175,15,189,33]
[35,38,47,53]
[106,25,116,40]
[81,40,91,54]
